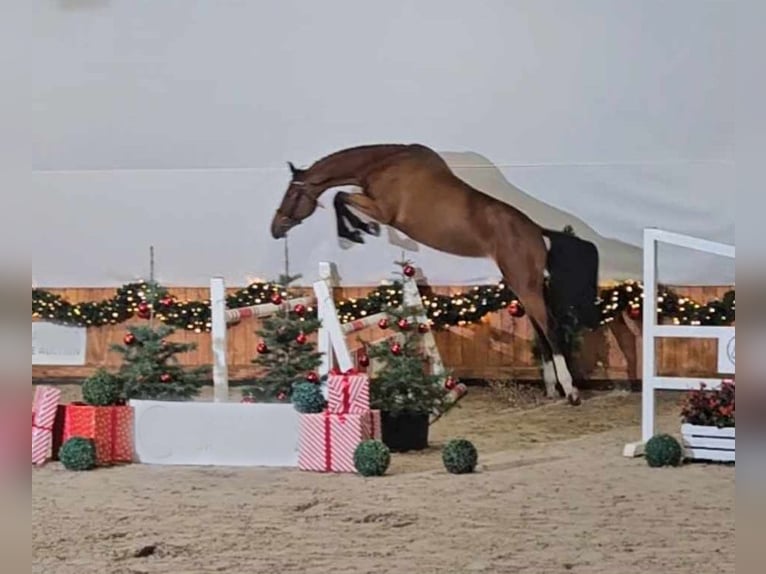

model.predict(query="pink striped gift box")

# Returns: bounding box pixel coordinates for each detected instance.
[327,369,369,414]
[32,385,62,466]
[298,411,377,473]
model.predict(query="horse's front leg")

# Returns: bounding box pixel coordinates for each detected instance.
[333,192,365,243]
[333,192,382,243]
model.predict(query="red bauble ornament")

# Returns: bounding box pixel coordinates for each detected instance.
[270,292,283,305]
[417,323,429,334]
[627,306,641,320]
[277,391,287,401]
[295,332,307,345]
[397,318,410,331]
[159,296,174,307]
[294,303,306,316]
[123,332,136,345]
[256,341,268,354]
[306,372,319,383]
[390,342,402,355]
[378,318,389,330]
[402,264,416,277]
[358,353,370,368]
[507,300,525,318]
[137,301,151,319]
[444,376,457,390]
[160,372,172,383]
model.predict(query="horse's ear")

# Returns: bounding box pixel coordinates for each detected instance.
[288,161,301,177]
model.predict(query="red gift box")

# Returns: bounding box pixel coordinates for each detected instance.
[298,410,378,473]
[32,385,61,466]
[62,404,133,465]
[327,369,370,414]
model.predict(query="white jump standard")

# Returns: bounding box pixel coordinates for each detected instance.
[623,228,735,459]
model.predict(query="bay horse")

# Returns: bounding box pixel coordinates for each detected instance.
[270,144,600,404]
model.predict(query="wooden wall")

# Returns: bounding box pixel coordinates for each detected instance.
[32,285,733,383]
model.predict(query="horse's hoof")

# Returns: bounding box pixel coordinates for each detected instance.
[348,230,365,244]
[365,221,381,236]
[567,394,582,406]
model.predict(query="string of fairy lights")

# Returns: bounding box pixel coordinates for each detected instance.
[32,278,734,333]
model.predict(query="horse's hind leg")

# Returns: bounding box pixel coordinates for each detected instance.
[497,256,580,405]
[530,321,558,398]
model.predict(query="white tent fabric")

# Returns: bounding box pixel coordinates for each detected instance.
[29,0,734,287]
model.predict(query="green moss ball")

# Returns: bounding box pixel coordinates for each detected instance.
[291,382,327,414]
[82,368,122,406]
[353,440,391,477]
[59,437,97,471]
[645,433,683,467]
[442,438,478,474]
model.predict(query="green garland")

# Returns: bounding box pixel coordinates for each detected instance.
[32,279,734,333]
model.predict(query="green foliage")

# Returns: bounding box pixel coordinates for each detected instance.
[59,437,97,471]
[82,368,122,406]
[645,434,683,468]
[111,323,209,401]
[442,438,478,474]
[681,380,735,428]
[353,440,391,477]
[291,382,327,413]
[366,303,450,417]
[243,274,325,402]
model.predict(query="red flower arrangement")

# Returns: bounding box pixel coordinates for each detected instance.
[680,379,735,428]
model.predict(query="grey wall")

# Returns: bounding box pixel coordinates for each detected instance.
[30,0,734,287]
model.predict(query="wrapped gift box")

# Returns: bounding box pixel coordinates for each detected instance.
[32,385,62,466]
[298,410,379,473]
[327,369,369,414]
[63,404,133,465]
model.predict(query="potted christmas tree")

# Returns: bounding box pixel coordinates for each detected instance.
[111,324,209,401]
[365,264,453,452]
[242,274,325,402]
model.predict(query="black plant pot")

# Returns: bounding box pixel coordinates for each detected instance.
[380,410,430,452]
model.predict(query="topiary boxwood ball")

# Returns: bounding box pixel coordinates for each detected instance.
[645,433,683,467]
[59,437,97,471]
[353,440,391,477]
[442,438,478,474]
[82,368,122,406]
[291,382,327,414]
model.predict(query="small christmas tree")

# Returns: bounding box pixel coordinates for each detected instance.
[366,261,452,419]
[243,274,324,402]
[111,323,209,401]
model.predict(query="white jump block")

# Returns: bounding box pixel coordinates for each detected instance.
[130,400,300,467]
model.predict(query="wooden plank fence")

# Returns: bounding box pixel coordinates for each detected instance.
[32,285,733,384]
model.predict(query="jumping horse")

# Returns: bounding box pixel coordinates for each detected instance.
[271,144,600,404]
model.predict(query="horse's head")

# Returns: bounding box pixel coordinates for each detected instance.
[270,162,323,239]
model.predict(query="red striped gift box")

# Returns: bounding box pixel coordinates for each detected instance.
[327,369,369,414]
[32,385,62,466]
[298,411,377,473]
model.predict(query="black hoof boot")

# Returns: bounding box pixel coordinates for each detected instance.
[364,221,381,236]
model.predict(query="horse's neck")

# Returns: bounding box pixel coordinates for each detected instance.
[307,145,409,192]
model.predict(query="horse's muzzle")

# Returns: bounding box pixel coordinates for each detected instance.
[270,216,290,239]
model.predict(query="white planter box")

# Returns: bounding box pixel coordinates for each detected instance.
[681,423,735,462]
[130,400,300,467]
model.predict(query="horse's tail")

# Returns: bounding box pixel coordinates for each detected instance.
[542,229,601,329]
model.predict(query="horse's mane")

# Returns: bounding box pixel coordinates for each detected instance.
[307,144,417,172]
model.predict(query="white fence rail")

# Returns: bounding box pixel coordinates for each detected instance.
[623,228,734,457]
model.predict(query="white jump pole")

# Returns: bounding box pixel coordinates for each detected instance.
[210,276,229,403]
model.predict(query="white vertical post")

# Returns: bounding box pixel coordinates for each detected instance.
[641,229,658,443]
[402,276,445,378]
[210,276,229,403]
